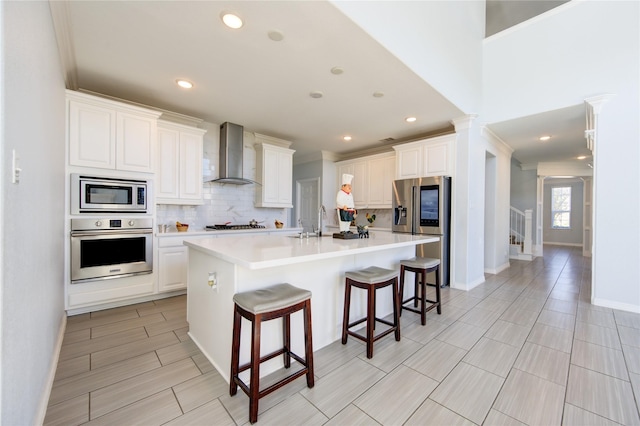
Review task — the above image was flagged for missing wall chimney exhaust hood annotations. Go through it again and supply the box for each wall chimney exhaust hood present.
[206,122,255,185]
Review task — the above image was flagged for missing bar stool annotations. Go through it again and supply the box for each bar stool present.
[230,283,314,424]
[399,257,441,326]
[341,266,401,358]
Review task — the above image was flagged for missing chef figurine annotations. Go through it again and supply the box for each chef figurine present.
[336,174,357,233]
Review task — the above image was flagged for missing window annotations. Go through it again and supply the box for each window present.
[551,186,571,229]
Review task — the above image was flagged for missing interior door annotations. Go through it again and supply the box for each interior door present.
[296,178,319,232]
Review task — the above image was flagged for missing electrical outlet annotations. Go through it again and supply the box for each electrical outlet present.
[208,272,218,292]
[12,150,21,184]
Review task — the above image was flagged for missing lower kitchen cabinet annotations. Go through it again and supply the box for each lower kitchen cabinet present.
[157,235,191,292]
[158,245,188,292]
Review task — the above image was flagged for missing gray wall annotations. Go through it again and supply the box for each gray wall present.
[543,179,584,245]
[1,1,67,423]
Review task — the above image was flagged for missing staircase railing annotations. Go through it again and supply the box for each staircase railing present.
[510,206,533,259]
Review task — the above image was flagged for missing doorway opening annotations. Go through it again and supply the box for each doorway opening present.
[295,178,320,233]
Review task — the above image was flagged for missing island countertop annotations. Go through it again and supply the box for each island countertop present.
[184,232,439,270]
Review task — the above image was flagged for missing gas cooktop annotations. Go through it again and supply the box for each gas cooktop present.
[205,224,267,231]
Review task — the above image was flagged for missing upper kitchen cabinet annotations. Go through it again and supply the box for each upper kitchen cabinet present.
[337,153,395,209]
[393,134,455,179]
[366,153,396,208]
[254,135,295,208]
[67,90,161,173]
[335,158,368,208]
[156,121,207,205]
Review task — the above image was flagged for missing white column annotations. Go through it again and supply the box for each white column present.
[451,114,486,290]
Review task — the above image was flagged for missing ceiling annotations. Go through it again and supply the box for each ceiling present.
[51,0,588,165]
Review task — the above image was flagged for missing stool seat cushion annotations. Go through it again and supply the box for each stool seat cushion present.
[234,283,311,314]
[345,266,397,284]
[400,257,440,269]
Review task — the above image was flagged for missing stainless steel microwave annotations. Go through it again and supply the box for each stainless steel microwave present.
[71,174,149,214]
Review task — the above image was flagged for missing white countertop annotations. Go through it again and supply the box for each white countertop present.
[184,232,438,270]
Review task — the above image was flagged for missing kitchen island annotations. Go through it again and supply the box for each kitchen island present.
[185,232,439,382]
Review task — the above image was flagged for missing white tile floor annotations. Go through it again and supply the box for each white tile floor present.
[44,245,640,425]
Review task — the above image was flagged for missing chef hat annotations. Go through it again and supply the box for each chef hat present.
[342,174,354,185]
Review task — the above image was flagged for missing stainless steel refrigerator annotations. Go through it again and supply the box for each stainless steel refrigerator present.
[392,176,451,287]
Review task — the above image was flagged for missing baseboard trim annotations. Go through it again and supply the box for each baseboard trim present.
[592,297,640,314]
[485,261,511,275]
[544,242,583,247]
[36,312,67,425]
[452,275,485,291]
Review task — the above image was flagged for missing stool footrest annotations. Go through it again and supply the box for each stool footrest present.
[346,325,397,343]
[346,316,398,343]
[234,366,309,401]
[401,297,439,307]
[237,348,290,374]
[401,303,440,315]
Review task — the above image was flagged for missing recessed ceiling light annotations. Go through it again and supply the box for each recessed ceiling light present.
[343,136,352,141]
[309,91,323,99]
[372,92,384,98]
[221,13,243,29]
[539,135,551,141]
[577,155,587,160]
[331,67,344,75]
[176,79,193,89]
[268,30,284,41]
[405,117,417,123]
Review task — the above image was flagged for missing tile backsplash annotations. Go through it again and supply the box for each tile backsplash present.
[156,183,290,232]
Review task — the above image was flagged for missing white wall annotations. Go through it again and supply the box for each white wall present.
[484,1,640,312]
[483,1,638,122]
[1,1,67,424]
[483,129,513,274]
[331,0,485,113]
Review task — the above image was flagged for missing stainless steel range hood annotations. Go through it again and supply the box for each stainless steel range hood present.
[206,122,255,185]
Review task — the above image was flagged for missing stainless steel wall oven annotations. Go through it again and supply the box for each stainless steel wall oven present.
[70,218,153,283]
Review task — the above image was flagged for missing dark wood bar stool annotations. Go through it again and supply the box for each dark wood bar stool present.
[230,283,314,424]
[341,266,400,358]
[399,257,441,325]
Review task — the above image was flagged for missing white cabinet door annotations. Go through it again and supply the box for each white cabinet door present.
[156,122,205,205]
[68,100,116,169]
[367,155,395,208]
[158,246,188,292]
[423,140,449,177]
[255,142,295,208]
[262,148,280,204]
[179,132,203,201]
[156,127,180,200]
[116,112,156,173]
[395,144,421,179]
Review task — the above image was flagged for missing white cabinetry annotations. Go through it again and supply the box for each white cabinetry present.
[336,152,395,208]
[336,160,368,208]
[156,121,206,205]
[254,136,295,208]
[158,237,189,292]
[67,90,161,173]
[393,134,455,179]
[367,154,395,208]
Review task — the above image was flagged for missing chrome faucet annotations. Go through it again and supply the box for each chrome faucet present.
[318,205,326,236]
